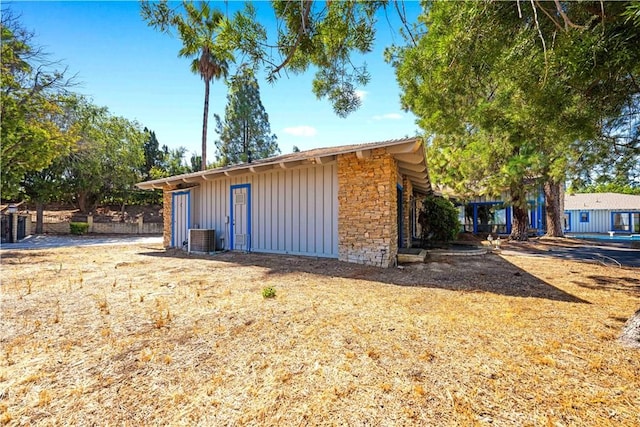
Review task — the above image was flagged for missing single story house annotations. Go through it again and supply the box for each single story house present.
[136,137,431,267]
[563,192,640,234]
[455,190,640,236]
[456,189,546,236]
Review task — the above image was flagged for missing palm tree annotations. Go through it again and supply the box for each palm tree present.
[172,2,232,171]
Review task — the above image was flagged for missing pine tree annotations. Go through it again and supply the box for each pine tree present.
[214,67,279,166]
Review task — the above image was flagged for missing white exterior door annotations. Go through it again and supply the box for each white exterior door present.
[231,184,251,251]
[172,191,190,249]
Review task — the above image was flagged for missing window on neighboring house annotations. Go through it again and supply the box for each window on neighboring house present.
[612,212,630,231]
[580,212,589,223]
[563,212,571,231]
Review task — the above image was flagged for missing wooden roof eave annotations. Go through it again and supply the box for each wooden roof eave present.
[136,137,424,190]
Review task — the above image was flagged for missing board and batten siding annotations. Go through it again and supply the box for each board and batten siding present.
[566,209,638,233]
[564,209,609,233]
[192,163,339,258]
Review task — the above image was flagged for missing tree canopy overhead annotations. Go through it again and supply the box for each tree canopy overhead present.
[389,1,640,239]
[1,10,78,199]
[140,0,387,118]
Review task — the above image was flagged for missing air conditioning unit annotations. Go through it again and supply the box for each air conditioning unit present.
[188,229,216,253]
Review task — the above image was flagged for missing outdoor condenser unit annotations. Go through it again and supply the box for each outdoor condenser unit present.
[188,229,216,253]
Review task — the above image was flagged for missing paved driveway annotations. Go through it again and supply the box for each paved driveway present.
[2,235,638,268]
[0,234,162,251]
[500,241,640,268]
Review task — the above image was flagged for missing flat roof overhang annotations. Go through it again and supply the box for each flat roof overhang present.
[136,137,431,194]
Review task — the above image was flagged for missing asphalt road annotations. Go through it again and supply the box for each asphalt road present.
[2,234,638,268]
[501,242,640,268]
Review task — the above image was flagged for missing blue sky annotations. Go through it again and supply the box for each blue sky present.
[8,1,422,159]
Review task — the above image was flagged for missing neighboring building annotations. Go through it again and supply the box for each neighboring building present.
[457,189,546,236]
[136,137,431,267]
[563,192,640,234]
[0,203,30,243]
[457,191,640,236]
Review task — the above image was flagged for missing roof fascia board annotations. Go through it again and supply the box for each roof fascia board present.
[224,169,248,177]
[314,155,336,164]
[385,139,422,154]
[278,160,307,169]
[166,185,199,193]
[137,137,423,189]
[181,177,201,183]
[249,164,273,173]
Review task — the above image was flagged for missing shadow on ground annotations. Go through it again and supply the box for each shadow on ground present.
[0,251,52,265]
[501,239,640,268]
[573,275,640,297]
[140,249,589,304]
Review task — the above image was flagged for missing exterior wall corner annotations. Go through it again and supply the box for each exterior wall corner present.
[162,186,177,248]
[337,149,398,268]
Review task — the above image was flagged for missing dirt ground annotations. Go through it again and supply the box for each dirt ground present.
[1,242,639,426]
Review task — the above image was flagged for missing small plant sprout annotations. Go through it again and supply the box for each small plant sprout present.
[38,389,51,406]
[53,301,62,324]
[97,295,109,315]
[152,299,172,328]
[153,309,172,329]
[262,286,276,299]
[26,279,32,295]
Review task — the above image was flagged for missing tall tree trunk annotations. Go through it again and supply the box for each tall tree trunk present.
[509,182,529,241]
[77,192,88,214]
[201,79,210,171]
[76,192,98,214]
[544,178,565,237]
[35,201,44,234]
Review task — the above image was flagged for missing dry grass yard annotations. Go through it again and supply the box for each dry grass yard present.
[1,242,639,426]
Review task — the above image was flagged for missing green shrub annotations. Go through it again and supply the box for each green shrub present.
[70,222,90,235]
[262,286,276,299]
[418,195,461,243]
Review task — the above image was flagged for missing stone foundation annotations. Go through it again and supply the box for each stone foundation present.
[162,187,176,248]
[337,149,398,267]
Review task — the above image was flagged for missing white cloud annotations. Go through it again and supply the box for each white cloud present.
[372,113,403,121]
[283,126,317,137]
[355,90,368,101]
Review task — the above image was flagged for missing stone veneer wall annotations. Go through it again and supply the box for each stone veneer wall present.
[162,186,176,248]
[337,149,398,267]
[402,177,413,248]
